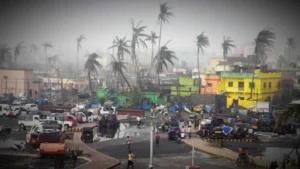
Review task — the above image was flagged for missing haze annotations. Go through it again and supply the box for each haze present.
[1,0,300,68]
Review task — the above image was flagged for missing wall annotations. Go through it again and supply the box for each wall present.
[203,75,220,94]
[0,69,39,98]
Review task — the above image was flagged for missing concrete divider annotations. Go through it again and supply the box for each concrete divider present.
[182,139,270,168]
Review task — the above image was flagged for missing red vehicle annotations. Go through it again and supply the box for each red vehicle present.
[65,115,78,127]
[29,131,61,149]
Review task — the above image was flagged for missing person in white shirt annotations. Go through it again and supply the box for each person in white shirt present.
[126,136,131,150]
[187,126,191,139]
[137,116,141,128]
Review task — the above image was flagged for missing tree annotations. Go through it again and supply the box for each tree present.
[146,31,159,75]
[109,36,130,61]
[14,42,26,68]
[30,44,38,64]
[286,37,297,62]
[0,45,12,68]
[42,42,53,72]
[222,37,236,72]
[130,18,147,67]
[110,56,132,92]
[85,53,102,95]
[250,28,276,98]
[76,35,85,76]
[157,2,174,51]
[154,43,177,85]
[196,32,209,93]
[181,60,188,69]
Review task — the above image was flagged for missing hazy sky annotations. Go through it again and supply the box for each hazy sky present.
[1,0,300,68]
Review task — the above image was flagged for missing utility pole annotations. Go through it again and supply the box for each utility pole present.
[192,139,195,166]
[15,79,17,95]
[149,122,153,169]
[4,76,8,94]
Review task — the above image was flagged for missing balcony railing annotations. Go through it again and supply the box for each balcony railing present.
[220,72,257,78]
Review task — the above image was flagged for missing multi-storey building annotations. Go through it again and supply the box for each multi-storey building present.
[217,69,281,109]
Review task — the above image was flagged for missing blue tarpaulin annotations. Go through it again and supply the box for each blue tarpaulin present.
[91,104,99,108]
[221,126,233,135]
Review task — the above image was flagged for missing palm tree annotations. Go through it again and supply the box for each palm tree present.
[157,2,174,51]
[154,43,177,85]
[76,35,85,76]
[30,44,38,64]
[130,18,147,67]
[286,37,297,62]
[196,32,209,93]
[222,37,236,72]
[84,53,102,95]
[42,42,53,72]
[250,27,276,98]
[109,36,130,61]
[110,56,132,92]
[0,45,12,68]
[14,42,26,68]
[146,31,159,75]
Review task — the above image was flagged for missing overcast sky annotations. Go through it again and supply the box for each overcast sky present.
[0,0,300,68]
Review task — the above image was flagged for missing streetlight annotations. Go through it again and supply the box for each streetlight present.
[149,122,153,169]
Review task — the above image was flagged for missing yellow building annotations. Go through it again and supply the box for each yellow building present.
[217,69,281,109]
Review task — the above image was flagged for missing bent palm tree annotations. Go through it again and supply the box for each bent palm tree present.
[222,37,236,72]
[146,31,159,75]
[42,42,53,72]
[0,45,12,68]
[109,36,130,61]
[157,2,174,51]
[286,37,297,62]
[76,35,85,76]
[154,44,177,85]
[130,18,148,66]
[250,27,276,98]
[196,32,209,93]
[110,56,132,92]
[85,53,102,95]
[30,44,38,64]
[14,42,26,68]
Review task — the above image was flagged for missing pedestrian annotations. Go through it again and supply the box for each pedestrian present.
[127,150,134,169]
[188,126,191,139]
[155,132,160,146]
[150,107,154,117]
[136,116,141,128]
[200,111,204,119]
[126,136,131,151]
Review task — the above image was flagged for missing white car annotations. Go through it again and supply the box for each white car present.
[22,104,38,111]
[18,115,41,130]
[46,113,77,129]
[26,123,61,143]
[0,104,16,117]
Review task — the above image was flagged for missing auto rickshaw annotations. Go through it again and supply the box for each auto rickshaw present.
[81,127,95,143]
[158,121,170,132]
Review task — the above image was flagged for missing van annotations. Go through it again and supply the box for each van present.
[18,115,41,130]
[0,104,14,117]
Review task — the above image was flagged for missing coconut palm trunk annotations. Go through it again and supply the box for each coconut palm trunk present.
[88,70,93,95]
[120,70,132,92]
[148,42,154,75]
[157,20,163,85]
[45,48,48,72]
[197,47,201,94]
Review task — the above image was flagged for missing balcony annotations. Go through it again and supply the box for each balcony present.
[238,87,244,91]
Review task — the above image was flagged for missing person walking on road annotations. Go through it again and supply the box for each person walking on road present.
[188,126,191,139]
[126,136,131,151]
[155,132,160,146]
[137,116,141,128]
[127,151,134,169]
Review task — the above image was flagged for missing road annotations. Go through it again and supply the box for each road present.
[87,119,244,169]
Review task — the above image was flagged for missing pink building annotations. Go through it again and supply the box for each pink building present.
[203,74,220,94]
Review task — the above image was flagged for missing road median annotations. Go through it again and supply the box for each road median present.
[182,138,270,169]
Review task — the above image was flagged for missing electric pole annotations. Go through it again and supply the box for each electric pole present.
[149,122,153,169]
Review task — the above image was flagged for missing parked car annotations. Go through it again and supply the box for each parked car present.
[22,104,38,111]
[29,131,61,149]
[26,124,61,143]
[0,104,15,117]
[18,115,41,130]
[46,113,77,129]
[72,112,87,123]
[100,101,116,115]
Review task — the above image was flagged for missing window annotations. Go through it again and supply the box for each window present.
[264,82,266,88]
[207,83,212,87]
[228,82,233,87]
[249,82,255,89]
[269,82,271,88]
